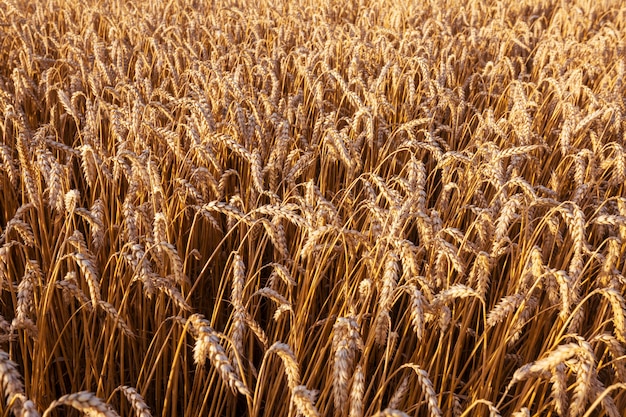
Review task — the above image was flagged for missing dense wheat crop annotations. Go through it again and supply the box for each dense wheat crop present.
[0,0,625,415]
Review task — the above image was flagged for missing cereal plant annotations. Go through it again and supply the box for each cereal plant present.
[0,0,625,416]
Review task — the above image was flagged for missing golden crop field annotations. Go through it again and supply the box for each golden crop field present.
[0,0,625,415]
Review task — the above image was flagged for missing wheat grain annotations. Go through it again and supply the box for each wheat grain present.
[262,219,290,260]
[79,144,98,188]
[243,313,268,349]
[4,218,35,247]
[0,144,18,187]
[90,199,105,249]
[152,277,191,311]
[379,252,399,311]
[56,272,93,310]
[432,285,481,311]
[153,212,168,247]
[374,309,391,347]
[551,269,572,321]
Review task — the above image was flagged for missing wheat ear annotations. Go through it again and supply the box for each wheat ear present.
[114,385,152,417]
[400,364,442,417]
[187,314,251,397]
[332,316,363,413]
[42,391,119,417]
[0,350,27,415]
[348,364,365,417]
[267,342,301,389]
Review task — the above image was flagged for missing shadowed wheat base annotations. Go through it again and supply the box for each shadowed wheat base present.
[0,0,625,416]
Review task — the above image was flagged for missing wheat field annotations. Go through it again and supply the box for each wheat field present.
[0,0,625,416]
